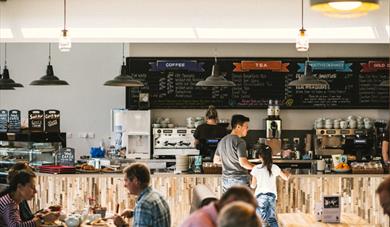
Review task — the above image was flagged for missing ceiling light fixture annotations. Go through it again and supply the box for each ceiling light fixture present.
[0,43,23,89]
[310,0,379,17]
[288,60,329,88]
[196,49,235,87]
[104,43,144,87]
[30,43,69,86]
[296,0,309,52]
[59,0,71,52]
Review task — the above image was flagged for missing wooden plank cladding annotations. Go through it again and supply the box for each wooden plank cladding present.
[31,173,388,227]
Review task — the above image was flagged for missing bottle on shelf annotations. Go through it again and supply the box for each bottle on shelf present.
[274,100,280,120]
[266,100,275,120]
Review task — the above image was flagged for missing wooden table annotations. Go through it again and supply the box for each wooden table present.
[277,213,381,227]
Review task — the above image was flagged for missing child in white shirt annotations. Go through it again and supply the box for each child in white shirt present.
[250,146,289,227]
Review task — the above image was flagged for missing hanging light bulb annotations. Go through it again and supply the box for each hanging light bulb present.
[328,1,362,10]
[310,0,379,18]
[296,0,309,52]
[59,0,71,52]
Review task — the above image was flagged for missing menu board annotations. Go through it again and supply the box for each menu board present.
[44,110,60,132]
[57,147,75,166]
[0,110,7,132]
[28,109,44,132]
[8,110,21,132]
[125,58,389,109]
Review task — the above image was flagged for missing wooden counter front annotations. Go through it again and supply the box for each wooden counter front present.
[32,173,388,227]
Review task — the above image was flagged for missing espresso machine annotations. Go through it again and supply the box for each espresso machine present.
[343,129,374,161]
[153,128,199,158]
[314,129,352,156]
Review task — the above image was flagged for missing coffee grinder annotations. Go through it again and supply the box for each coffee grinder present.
[264,100,282,155]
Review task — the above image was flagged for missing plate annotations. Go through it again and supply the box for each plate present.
[332,168,351,173]
[77,169,100,173]
[41,221,64,227]
[101,169,122,174]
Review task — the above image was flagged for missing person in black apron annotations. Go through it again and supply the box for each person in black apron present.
[193,105,228,161]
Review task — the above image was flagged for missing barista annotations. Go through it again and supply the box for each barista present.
[193,105,227,160]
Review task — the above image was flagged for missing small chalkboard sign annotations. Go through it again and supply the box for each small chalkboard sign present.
[45,109,60,132]
[8,110,21,132]
[28,109,44,132]
[57,147,75,166]
[0,110,8,132]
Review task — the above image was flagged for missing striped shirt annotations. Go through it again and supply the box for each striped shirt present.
[133,187,171,227]
[0,194,36,227]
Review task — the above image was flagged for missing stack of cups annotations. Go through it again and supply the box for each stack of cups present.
[325,119,333,129]
[186,117,195,128]
[364,118,372,129]
[333,119,340,129]
[176,155,189,172]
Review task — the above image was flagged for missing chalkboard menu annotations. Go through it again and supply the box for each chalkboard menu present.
[125,57,389,109]
[0,110,7,133]
[57,147,75,166]
[28,109,44,132]
[8,110,21,132]
[45,110,60,132]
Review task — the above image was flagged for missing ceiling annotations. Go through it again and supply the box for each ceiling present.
[0,0,389,43]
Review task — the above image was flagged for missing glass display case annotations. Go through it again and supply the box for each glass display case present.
[0,132,66,183]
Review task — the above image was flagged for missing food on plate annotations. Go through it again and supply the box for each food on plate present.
[48,205,62,212]
[80,164,96,171]
[335,163,350,170]
[90,218,108,226]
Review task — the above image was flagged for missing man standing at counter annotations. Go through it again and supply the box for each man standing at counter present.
[214,114,254,192]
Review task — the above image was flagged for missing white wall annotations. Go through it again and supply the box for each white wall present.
[0,43,388,157]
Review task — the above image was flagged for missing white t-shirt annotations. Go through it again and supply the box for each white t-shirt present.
[250,164,281,198]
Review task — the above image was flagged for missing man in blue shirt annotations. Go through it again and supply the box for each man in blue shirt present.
[114,163,171,227]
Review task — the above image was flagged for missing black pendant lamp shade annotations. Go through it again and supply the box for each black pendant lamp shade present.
[196,63,236,87]
[0,71,15,90]
[30,64,69,86]
[104,43,144,87]
[30,44,69,86]
[0,66,23,88]
[288,62,329,88]
[104,64,144,87]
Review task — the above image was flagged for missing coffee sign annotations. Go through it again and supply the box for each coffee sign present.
[45,110,60,132]
[0,110,8,132]
[8,110,21,132]
[28,109,44,132]
[57,147,75,166]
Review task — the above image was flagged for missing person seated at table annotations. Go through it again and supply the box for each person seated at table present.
[0,170,59,227]
[217,201,261,227]
[0,162,35,221]
[376,176,390,216]
[114,163,170,227]
[180,185,257,227]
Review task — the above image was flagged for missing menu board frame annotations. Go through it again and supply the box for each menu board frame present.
[125,57,389,109]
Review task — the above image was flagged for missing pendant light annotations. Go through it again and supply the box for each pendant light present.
[310,0,379,17]
[0,43,23,88]
[196,50,235,87]
[59,0,71,52]
[288,60,329,88]
[296,0,309,52]
[104,43,144,87]
[30,43,69,86]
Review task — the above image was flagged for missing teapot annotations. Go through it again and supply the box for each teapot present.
[65,214,81,227]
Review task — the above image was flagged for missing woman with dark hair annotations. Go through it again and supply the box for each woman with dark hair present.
[2,162,35,221]
[193,105,227,160]
[382,121,389,162]
[0,170,58,226]
[250,146,289,227]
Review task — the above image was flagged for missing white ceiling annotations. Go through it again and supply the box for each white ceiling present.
[0,0,389,43]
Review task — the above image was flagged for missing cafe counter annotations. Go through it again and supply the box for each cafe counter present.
[31,172,389,227]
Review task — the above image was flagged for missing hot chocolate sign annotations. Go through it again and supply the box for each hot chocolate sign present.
[28,110,44,132]
[44,110,60,132]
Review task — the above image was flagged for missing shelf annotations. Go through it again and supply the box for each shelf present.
[0,132,66,147]
[0,148,47,155]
